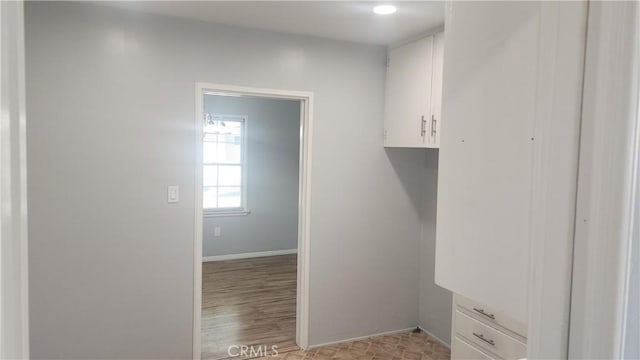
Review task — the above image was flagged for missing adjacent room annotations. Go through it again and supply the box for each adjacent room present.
[199,93,302,359]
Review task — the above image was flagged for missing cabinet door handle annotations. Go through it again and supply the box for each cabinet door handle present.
[421,115,426,137]
[473,332,496,347]
[431,115,437,137]
[473,307,496,320]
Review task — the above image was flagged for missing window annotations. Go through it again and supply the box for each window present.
[203,114,246,214]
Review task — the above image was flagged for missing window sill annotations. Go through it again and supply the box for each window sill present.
[204,210,251,218]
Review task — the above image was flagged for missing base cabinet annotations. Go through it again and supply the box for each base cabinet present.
[451,295,527,359]
[453,337,495,360]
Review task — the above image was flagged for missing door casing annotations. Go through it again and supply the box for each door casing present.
[193,83,314,359]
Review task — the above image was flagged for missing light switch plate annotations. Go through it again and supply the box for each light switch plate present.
[168,185,179,203]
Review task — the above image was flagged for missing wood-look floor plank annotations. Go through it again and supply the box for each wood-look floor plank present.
[201,254,298,360]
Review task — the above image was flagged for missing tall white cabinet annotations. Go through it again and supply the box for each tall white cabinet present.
[434,2,587,358]
[383,32,443,148]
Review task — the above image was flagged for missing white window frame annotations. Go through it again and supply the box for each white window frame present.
[202,114,249,217]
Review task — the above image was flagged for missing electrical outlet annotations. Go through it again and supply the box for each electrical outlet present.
[214,227,221,237]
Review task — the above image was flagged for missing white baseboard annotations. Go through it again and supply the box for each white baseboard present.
[202,248,297,262]
[418,326,451,349]
[308,327,417,349]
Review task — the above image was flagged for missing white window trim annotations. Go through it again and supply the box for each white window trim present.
[202,114,249,216]
[203,209,251,218]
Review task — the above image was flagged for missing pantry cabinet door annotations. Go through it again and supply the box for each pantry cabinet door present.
[435,1,585,327]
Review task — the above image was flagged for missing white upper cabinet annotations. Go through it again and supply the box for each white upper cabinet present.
[435,0,586,328]
[383,33,443,148]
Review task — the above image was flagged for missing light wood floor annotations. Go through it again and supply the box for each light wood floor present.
[201,254,298,359]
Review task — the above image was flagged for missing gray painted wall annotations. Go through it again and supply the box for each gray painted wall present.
[418,151,453,345]
[25,2,427,358]
[202,95,300,257]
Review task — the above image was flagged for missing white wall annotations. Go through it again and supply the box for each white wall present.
[25,2,425,358]
[202,96,300,257]
[418,151,452,345]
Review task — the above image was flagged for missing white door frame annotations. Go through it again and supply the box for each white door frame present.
[568,2,640,358]
[193,83,313,359]
[1,0,30,358]
[525,2,590,358]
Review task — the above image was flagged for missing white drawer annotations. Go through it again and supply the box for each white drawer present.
[455,310,526,360]
[453,336,497,360]
[456,295,527,337]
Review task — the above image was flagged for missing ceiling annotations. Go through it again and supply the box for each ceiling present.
[104,1,445,46]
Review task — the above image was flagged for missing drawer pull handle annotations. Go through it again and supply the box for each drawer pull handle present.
[473,307,496,320]
[473,332,495,347]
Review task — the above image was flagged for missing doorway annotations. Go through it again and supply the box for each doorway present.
[193,84,313,360]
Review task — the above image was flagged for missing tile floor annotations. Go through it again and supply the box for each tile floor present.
[254,331,450,360]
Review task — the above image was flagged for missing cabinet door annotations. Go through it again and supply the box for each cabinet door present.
[383,36,434,148]
[428,32,444,147]
[435,1,586,326]
[436,0,539,325]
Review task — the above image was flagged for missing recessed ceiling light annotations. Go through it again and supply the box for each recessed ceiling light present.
[373,5,397,15]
